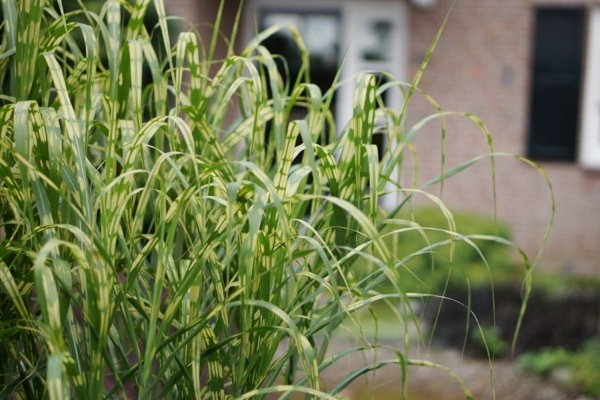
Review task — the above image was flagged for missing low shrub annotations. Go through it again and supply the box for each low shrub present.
[377,207,516,294]
[517,339,600,397]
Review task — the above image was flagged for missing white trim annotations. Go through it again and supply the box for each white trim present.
[580,7,600,168]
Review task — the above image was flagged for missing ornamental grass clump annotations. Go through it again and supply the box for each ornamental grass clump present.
[0,1,553,399]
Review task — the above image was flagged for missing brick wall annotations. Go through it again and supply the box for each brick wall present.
[410,0,600,274]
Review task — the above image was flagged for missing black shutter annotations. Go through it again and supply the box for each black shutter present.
[527,7,585,161]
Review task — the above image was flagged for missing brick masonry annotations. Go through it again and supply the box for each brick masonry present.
[409,0,600,274]
[165,0,600,275]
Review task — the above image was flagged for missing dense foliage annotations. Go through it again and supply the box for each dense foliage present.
[0,1,552,399]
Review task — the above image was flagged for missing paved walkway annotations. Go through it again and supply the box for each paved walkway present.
[320,343,588,400]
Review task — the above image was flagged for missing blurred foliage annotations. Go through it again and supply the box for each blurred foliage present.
[517,339,600,397]
[371,207,517,294]
[530,269,600,295]
[470,325,508,357]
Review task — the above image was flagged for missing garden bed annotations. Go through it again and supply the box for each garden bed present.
[423,281,600,356]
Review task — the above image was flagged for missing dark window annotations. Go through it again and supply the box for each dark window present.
[372,73,390,160]
[527,7,586,161]
[259,9,341,162]
[260,9,340,98]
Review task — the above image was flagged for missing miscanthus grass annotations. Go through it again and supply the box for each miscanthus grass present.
[0,1,553,399]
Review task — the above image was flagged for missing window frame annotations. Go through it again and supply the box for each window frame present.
[580,7,600,169]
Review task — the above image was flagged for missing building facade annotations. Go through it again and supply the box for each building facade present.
[166,0,600,274]
[408,0,600,275]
